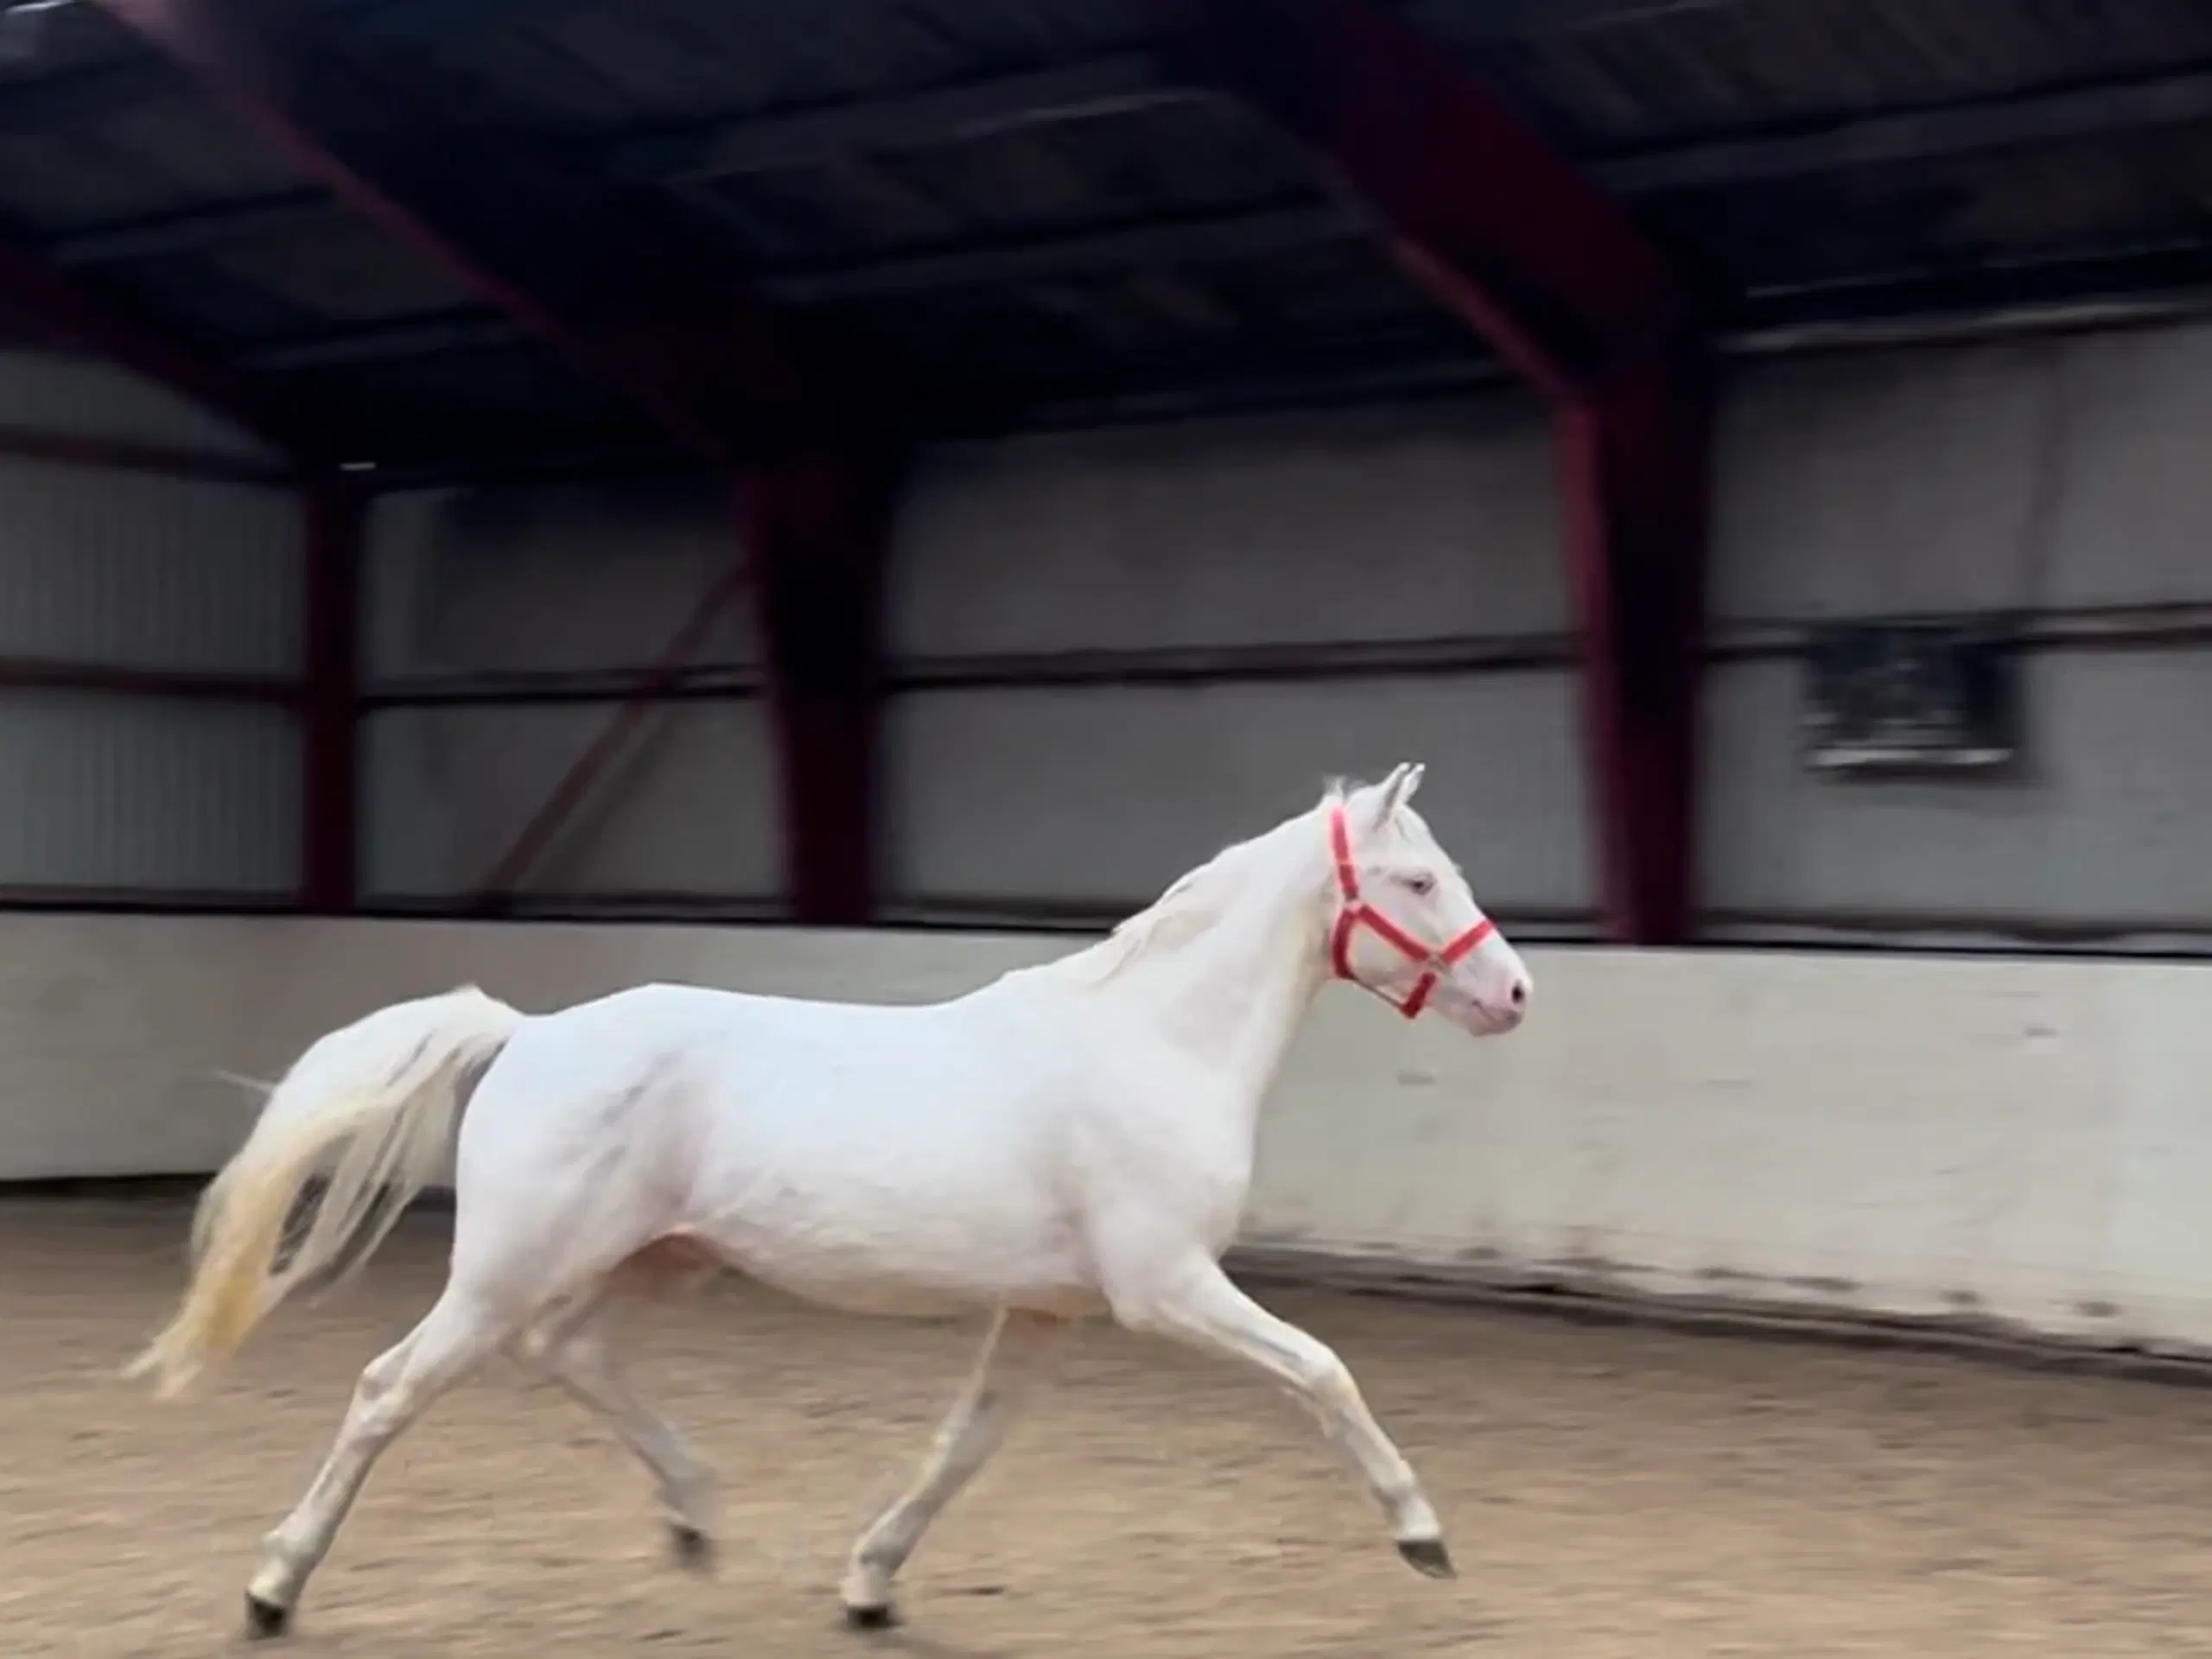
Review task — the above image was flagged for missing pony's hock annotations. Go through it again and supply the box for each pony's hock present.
[130,765,1530,1630]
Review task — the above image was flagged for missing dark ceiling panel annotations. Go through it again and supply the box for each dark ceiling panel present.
[0,0,2206,466]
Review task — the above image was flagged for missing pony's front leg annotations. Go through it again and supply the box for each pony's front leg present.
[1109,1260,1451,1578]
[839,1306,1065,1628]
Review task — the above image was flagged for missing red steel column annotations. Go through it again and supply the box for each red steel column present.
[745,454,901,925]
[1155,0,1710,943]
[301,476,364,912]
[1559,341,1712,944]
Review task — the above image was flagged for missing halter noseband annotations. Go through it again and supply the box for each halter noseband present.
[1326,804,1496,1020]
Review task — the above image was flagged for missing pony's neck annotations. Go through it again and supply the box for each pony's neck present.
[1093,804,1335,1097]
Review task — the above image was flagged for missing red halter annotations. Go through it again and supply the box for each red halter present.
[1326,804,1497,1020]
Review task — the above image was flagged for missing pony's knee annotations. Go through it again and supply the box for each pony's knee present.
[1297,1347,1359,1412]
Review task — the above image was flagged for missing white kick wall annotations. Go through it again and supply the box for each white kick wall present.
[10,910,2212,1359]
[0,352,302,901]
[359,316,2212,946]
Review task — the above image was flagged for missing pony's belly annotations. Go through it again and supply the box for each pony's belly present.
[717,1252,1103,1320]
[743,1266,980,1319]
[683,1134,1094,1311]
[690,1210,1100,1321]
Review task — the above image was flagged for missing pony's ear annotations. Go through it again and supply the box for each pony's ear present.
[1357,761,1423,830]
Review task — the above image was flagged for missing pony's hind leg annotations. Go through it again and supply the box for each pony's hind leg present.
[522,1287,719,1569]
[839,1307,1065,1628]
[245,1282,518,1637]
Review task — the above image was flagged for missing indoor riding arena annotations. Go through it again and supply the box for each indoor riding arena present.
[1,0,2210,1655]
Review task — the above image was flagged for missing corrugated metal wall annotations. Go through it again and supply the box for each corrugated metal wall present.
[353,317,2212,947]
[0,355,276,459]
[360,475,778,910]
[1706,327,2212,945]
[0,462,300,671]
[884,400,1587,928]
[0,352,303,900]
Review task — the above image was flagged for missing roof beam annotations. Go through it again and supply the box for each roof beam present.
[0,231,311,457]
[1732,239,2212,337]
[607,50,1185,182]
[1,0,1641,139]
[48,190,326,266]
[221,137,2212,379]
[766,201,1359,305]
[1398,0,1723,34]
[1597,67,2212,194]
[53,47,2212,276]
[44,54,1205,271]
[0,0,566,135]
[239,309,522,372]
[82,0,842,463]
[1151,0,1685,395]
[0,54,176,132]
[219,202,1364,372]
[344,0,590,47]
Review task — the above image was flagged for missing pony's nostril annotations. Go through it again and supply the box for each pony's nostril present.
[1508,981,1528,1009]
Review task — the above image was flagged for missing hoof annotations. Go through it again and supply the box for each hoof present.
[1397,1536,1457,1580]
[842,1601,899,1631]
[669,1523,715,1572]
[244,1593,292,1639]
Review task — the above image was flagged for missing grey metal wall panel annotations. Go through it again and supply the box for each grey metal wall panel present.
[0,463,302,672]
[361,701,779,902]
[1715,322,2212,622]
[361,476,771,910]
[365,476,750,681]
[891,397,1564,658]
[0,351,278,460]
[1703,321,2212,939]
[2041,323,2212,608]
[0,694,299,893]
[882,399,1579,928]
[1712,342,2053,624]
[352,318,2212,940]
[1701,652,2212,931]
[885,673,1592,919]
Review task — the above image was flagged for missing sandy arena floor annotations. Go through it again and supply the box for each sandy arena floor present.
[6,1198,2212,1657]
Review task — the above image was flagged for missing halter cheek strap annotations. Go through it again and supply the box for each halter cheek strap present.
[1326,804,1496,1020]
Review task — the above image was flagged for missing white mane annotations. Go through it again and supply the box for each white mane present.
[1032,782,1355,991]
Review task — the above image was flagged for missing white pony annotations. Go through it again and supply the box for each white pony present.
[130,762,1530,1636]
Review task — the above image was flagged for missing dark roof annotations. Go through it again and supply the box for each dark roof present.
[3,0,2211,476]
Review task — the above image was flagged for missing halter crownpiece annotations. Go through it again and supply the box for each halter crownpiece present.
[1325,804,1496,1020]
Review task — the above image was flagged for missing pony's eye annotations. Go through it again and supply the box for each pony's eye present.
[1402,872,1436,897]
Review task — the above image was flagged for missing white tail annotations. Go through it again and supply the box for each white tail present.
[126,984,525,1399]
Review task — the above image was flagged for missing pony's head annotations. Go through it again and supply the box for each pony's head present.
[1324,763,1530,1037]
